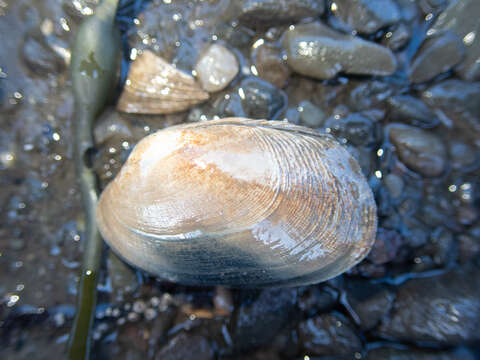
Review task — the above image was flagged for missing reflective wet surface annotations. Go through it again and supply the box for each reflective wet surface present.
[1,0,479,359]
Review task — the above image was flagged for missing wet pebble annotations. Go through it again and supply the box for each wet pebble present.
[331,0,401,34]
[21,30,65,76]
[223,76,287,119]
[384,173,405,199]
[448,139,478,171]
[253,43,291,88]
[232,0,325,28]
[155,332,214,360]
[297,285,338,317]
[344,280,395,330]
[388,124,447,177]
[408,31,464,83]
[429,0,480,81]
[368,228,404,265]
[232,288,297,351]
[382,23,412,51]
[194,44,239,93]
[368,346,476,360]
[283,22,397,79]
[298,100,325,128]
[325,112,378,147]
[298,312,362,357]
[377,266,480,344]
[386,95,439,129]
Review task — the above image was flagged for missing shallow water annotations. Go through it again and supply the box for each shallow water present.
[1,0,479,359]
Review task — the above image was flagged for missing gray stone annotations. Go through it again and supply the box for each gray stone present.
[377,266,480,344]
[232,0,325,28]
[387,95,439,128]
[331,0,401,34]
[388,124,447,177]
[298,313,362,357]
[429,0,480,81]
[409,32,464,83]
[283,22,397,80]
[298,100,326,128]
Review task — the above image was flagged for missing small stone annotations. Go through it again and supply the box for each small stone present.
[429,0,480,81]
[388,124,447,177]
[229,76,287,119]
[368,346,476,360]
[21,31,65,76]
[331,0,401,34]
[382,23,412,51]
[233,288,297,351]
[155,333,214,360]
[283,22,397,80]
[408,32,464,83]
[195,44,239,93]
[368,228,403,265]
[344,280,395,330]
[232,0,325,29]
[377,266,480,344]
[387,95,439,128]
[298,313,362,357]
[253,43,291,88]
[448,139,478,170]
[325,113,377,147]
[298,100,325,128]
[384,173,404,199]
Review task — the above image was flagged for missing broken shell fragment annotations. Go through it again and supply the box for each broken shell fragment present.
[117,50,209,114]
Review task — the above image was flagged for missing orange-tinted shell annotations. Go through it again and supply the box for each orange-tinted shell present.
[97,118,377,287]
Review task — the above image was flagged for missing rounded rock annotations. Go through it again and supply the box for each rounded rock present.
[194,44,239,93]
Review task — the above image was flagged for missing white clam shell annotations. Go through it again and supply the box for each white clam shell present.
[97,118,377,287]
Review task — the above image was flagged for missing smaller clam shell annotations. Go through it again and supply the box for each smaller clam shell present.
[117,50,209,114]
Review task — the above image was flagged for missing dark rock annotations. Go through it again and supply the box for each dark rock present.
[21,30,65,76]
[368,228,403,265]
[422,80,480,146]
[331,0,401,34]
[344,280,395,330]
[382,23,412,51]
[298,100,326,128]
[282,22,397,80]
[155,332,214,360]
[419,0,448,14]
[325,113,377,147]
[388,124,447,177]
[422,80,480,116]
[368,346,477,360]
[213,23,255,49]
[253,43,291,88]
[224,76,287,119]
[348,80,393,111]
[377,266,480,344]
[297,285,338,317]
[408,32,464,83]
[386,95,439,128]
[457,227,480,264]
[384,173,404,199]
[232,288,297,351]
[298,313,362,357]
[418,227,456,267]
[232,0,325,29]
[448,139,479,171]
[429,0,480,81]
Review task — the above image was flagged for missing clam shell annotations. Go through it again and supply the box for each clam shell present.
[97,118,377,287]
[117,50,209,114]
